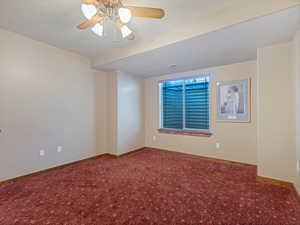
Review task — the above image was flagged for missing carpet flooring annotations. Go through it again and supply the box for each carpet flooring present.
[0,148,300,225]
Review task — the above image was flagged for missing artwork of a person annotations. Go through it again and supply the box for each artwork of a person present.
[218,79,249,121]
[224,86,240,114]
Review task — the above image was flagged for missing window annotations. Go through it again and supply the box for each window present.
[159,75,211,134]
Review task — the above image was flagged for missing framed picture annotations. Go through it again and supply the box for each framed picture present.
[216,78,251,122]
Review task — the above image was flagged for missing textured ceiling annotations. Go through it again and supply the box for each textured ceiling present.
[0,0,299,75]
[0,0,238,57]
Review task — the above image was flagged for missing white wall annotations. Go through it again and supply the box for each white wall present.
[117,71,144,155]
[257,42,296,183]
[144,61,257,165]
[0,28,109,181]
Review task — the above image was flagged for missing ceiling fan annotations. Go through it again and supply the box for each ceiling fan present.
[77,0,165,40]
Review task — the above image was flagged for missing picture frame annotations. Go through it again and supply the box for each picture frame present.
[216,78,251,123]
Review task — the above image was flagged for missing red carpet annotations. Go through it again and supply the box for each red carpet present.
[0,148,300,225]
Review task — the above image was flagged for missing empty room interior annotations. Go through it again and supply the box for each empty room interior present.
[2,0,300,224]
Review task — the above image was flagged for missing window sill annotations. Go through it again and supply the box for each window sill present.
[158,129,212,137]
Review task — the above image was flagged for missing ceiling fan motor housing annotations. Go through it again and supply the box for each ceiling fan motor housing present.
[99,1,119,21]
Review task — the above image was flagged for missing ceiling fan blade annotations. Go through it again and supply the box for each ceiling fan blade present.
[82,0,97,4]
[77,15,103,30]
[125,6,165,19]
[98,0,109,5]
[82,0,108,6]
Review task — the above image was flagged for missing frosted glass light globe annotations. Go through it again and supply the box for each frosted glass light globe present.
[81,4,97,19]
[92,23,104,36]
[121,25,132,38]
[118,8,132,24]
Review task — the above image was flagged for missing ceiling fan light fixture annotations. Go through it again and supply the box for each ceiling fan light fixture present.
[118,8,132,24]
[92,23,104,36]
[121,25,132,38]
[81,3,97,19]
[77,1,165,41]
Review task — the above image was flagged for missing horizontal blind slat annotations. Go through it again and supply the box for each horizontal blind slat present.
[185,81,209,130]
[161,78,210,131]
[162,84,183,129]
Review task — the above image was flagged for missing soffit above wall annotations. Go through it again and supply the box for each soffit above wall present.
[97,6,300,77]
[92,0,300,68]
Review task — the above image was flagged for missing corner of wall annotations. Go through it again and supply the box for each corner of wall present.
[257,41,296,183]
[293,28,300,188]
[116,71,145,155]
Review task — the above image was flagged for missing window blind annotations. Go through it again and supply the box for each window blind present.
[161,80,183,129]
[160,75,210,131]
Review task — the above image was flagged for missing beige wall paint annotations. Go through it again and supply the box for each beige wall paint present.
[293,30,300,192]
[104,71,145,156]
[0,24,298,188]
[106,72,118,155]
[257,42,296,183]
[0,28,108,181]
[94,70,110,155]
[117,71,144,155]
[144,61,257,165]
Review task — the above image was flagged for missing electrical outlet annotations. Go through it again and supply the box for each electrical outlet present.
[153,136,156,141]
[40,149,45,156]
[57,146,63,153]
[297,161,300,174]
[216,143,221,149]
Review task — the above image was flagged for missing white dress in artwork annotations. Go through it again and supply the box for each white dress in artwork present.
[225,89,239,114]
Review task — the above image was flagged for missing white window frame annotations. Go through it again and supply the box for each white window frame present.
[159,73,212,132]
